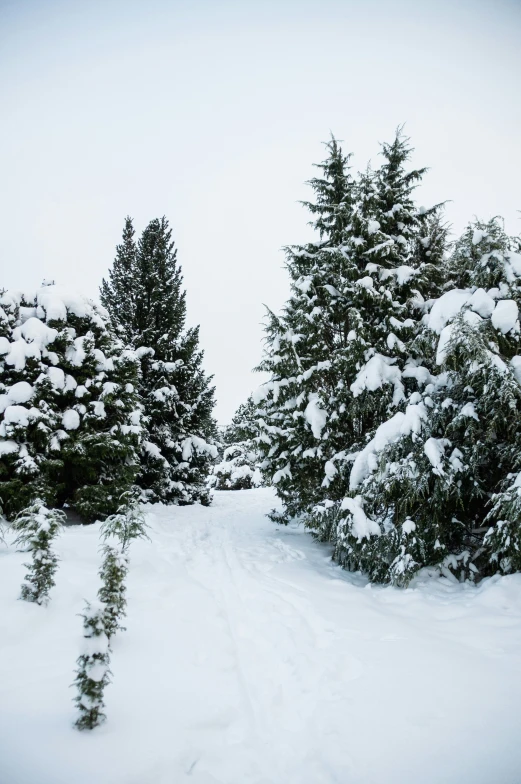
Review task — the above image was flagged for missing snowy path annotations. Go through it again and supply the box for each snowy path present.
[1,488,521,784]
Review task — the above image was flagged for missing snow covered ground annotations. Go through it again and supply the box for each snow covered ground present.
[1,488,521,784]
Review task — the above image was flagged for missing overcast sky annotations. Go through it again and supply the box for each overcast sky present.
[1,0,520,423]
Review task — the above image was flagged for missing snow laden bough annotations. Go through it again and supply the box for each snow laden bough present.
[334,220,521,585]
[0,284,142,522]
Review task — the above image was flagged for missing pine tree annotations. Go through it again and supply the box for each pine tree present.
[73,601,111,730]
[256,131,445,542]
[0,284,142,522]
[99,491,149,549]
[97,494,148,643]
[256,137,359,523]
[101,217,217,505]
[211,396,263,490]
[11,501,64,604]
[97,545,128,640]
[100,216,137,344]
[336,217,521,584]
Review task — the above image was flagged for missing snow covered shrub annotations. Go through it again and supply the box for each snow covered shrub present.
[97,493,148,643]
[336,218,521,584]
[73,601,111,730]
[11,501,64,605]
[0,284,142,522]
[100,491,149,549]
[97,545,129,640]
[101,216,217,506]
[211,397,263,490]
[211,443,263,490]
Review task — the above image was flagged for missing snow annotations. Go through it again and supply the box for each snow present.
[470,288,495,318]
[0,439,19,456]
[460,402,479,420]
[367,219,380,235]
[272,463,292,484]
[426,289,471,333]
[436,324,454,365]
[424,437,449,475]
[340,495,380,541]
[380,265,417,286]
[36,285,99,323]
[48,366,66,389]
[62,409,81,431]
[143,441,164,460]
[304,393,327,439]
[350,403,427,489]
[1,488,520,784]
[0,381,34,414]
[491,299,519,335]
[472,229,486,245]
[351,354,404,406]
[14,316,59,347]
[506,250,521,278]
[511,356,521,385]
[3,405,30,427]
[402,518,416,534]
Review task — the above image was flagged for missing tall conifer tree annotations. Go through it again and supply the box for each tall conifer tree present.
[101,217,217,505]
[336,218,521,584]
[256,131,446,541]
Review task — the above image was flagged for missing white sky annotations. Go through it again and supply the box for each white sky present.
[1,0,520,423]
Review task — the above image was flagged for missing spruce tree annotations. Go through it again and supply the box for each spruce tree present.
[100,492,149,549]
[0,284,142,522]
[256,131,445,543]
[97,545,129,640]
[256,137,360,523]
[73,601,111,730]
[100,216,137,344]
[336,217,521,584]
[101,217,217,505]
[11,501,64,604]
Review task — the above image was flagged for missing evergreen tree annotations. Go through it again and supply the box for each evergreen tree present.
[73,601,111,730]
[100,216,137,344]
[256,131,445,542]
[11,501,64,604]
[211,396,263,490]
[0,284,142,522]
[336,218,521,584]
[97,494,148,642]
[101,217,217,505]
[100,491,149,549]
[97,545,128,640]
[256,137,359,522]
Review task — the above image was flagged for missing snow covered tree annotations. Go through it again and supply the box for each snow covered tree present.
[73,601,111,730]
[0,284,142,522]
[100,216,137,344]
[100,491,149,549]
[97,545,129,640]
[335,218,521,584]
[210,396,263,490]
[97,493,148,643]
[255,137,359,523]
[256,131,446,539]
[101,217,217,505]
[11,501,64,604]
